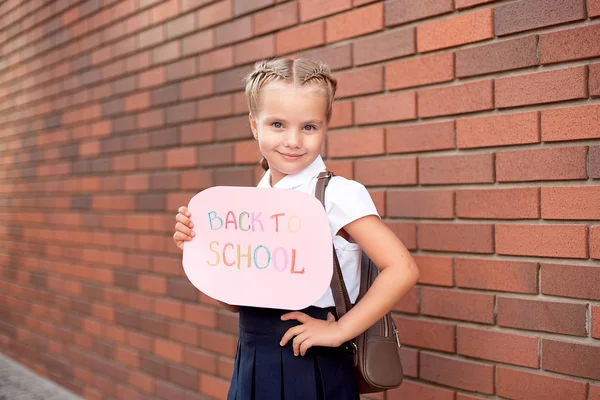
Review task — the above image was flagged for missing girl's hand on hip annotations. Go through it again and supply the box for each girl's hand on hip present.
[279,311,345,356]
[173,206,195,250]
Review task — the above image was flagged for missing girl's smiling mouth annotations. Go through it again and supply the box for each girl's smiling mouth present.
[278,152,306,160]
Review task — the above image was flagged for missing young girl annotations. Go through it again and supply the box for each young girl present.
[173,58,419,400]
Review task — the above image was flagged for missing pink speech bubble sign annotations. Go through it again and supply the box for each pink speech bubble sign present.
[182,186,333,310]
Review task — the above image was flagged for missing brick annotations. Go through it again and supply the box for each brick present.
[418,80,493,118]
[200,330,238,356]
[302,44,352,71]
[591,0,600,16]
[335,67,383,98]
[385,0,453,26]
[234,35,274,65]
[455,258,538,294]
[497,366,588,400]
[419,153,494,185]
[456,395,487,400]
[197,0,232,29]
[458,326,539,368]
[152,41,180,64]
[233,0,273,15]
[386,190,453,219]
[457,111,539,149]
[152,0,180,24]
[457,35,538,78]
[592,146,600,179]
[198,143,233,166]
[137,109,165,130]
[419,222,494,254]
[386,52,454,90]
[215,116,252,141]
[542,186,600,220]
[326,3,384,43]
[387,381,454,400]
[418,9,493,52]
[542,339,600,380]
[496,146,587,182]
[397,347,418,379]
[394,316,455,352]
[326,128,384,158]
[593,306,600,339]
[233,140,261,164]
[541,263,600,301]
[181,76,214,100]
[152,84,179,107]
[498,297,587,336]
[542,104,600,142]
[353,28,415,66]
[216,16,252,46]
[200,375,229,399]
[253,2,298,35]
[421,287,495,324]
[183,304,217,328]
[420,352,494,394]
[456,187,540,219]
[124,92,150,112]
[412,255,454,286]
[495,0,586,36]
[386,121,454,154]
[198,47,234,74]
[166,147,197,169]
[326,161,353,179]
[153,338,184,362]
[182,30,215,56]
[198,94,233,119]
[139,274,167,294]
[276,21,324,55]
[497,223,588,259]
[386,222,417,250]
[497,66,588,108]
[593,225,600,259]
[455,0,498,9]
[354,158,417,186]
[166,13,195,39]
[394,286,419,314]
[354,92,416,124]
[541,24,600,64]
[591,63,600,97]
[299,0,351,22]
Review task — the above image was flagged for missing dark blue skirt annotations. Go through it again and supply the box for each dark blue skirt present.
[227,306,360,400]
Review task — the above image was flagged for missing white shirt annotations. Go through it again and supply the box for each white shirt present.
[256,155,379,308]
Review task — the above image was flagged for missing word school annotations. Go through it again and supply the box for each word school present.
[206,210,305,273]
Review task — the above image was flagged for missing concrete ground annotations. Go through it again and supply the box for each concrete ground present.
[0,352,82,400]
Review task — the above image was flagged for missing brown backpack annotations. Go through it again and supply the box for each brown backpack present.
[316,171,404,394]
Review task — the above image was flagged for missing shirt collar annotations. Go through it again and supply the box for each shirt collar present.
[257,155,326,189]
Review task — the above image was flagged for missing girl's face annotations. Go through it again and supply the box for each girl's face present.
[249,81,328,185]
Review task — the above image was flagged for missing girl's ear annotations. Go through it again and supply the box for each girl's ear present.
[249,113,258,140]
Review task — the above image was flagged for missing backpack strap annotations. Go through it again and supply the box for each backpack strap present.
[315,171,353,320]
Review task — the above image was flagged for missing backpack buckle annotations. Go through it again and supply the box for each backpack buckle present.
[317,171,332,179]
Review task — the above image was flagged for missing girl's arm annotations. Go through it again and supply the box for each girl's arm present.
[335,215,419,342]
[280,214,419,355]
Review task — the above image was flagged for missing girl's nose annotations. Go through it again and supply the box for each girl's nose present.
[283,129,301,147]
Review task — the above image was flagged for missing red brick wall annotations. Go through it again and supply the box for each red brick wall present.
[1,0,600,399]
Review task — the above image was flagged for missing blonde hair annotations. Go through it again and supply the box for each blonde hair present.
[244,58,337,171]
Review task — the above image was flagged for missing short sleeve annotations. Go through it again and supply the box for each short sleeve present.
[324,176,379,237]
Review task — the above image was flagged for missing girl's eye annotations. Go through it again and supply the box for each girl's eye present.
[304,125,316,131]
[272,122,283,129]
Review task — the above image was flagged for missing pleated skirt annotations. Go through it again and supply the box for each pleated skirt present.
[227,306,360,400]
